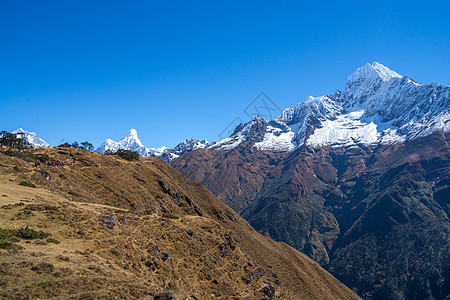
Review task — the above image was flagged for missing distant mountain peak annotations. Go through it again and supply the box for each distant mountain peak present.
[96,129,212,162]
[347,62,402,85]
[125,128,138,137]
[11,128,50,148]
[213,62,449,151]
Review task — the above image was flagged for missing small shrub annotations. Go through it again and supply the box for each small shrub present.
[0,241,12,249]
[14,152,36,162]
[0,228,18,241]
[1,195,7,197]
[59,174,66,179]
[68,191,80,197]
[4,148,15,156]
[19,181,36,188]
[35,154,51,164]
[34,240,47,245]
[13,165,20,171]
[162,213,179,219]
[46,238,60,244]
[16,226,50,240]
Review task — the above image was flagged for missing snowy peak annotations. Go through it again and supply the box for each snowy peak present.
[124,128,138,138]
[213,62,449,151]
[96,129,212,162]
[11,128,50,148]
[120,128,145,149]
[347,62,402,85]
[173,139,212,153]
[213,116,297,151]
[96,129,147,156]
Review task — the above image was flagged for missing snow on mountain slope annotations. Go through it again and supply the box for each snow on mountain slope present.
[96,129,212,162]
[12,128,50,148]
[213,62,449,151]
[212,116,296,151]
[96,129,148,156]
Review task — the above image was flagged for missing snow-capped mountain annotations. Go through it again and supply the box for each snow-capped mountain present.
[12,128,50,148]
[212,62,449,150]
[96,129,148,156]
[96,129,212,162]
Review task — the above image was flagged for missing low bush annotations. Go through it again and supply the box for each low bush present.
[16,226,50,240]
[19,181,36,188]
[46,238,60,244]
[0,241,12,249]
[162,213,179,219]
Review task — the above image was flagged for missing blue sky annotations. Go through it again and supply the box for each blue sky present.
[1,1,449,148]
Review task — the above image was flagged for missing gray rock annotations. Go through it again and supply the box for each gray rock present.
[246,267,265,284]
[261,285,275,299]
[97,215,115,229]
[161,252,169,261]
[40,170,51,180]
[154,290,174,300]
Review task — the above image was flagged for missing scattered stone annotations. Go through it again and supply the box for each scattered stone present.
[119,217,128,225]
[31,262,54,274]
[145,261,160,271]
[154,290,174,300]
[56,255,70,262]
[40,170,51,180]
[213,279,219,285]
[95,172,103,178]
[213,209,225,221]
[158,180,173,195]
[225,234,236,251]
[261,285,275,299]
[97,215,115,229]
[150,246,160,259]
[161,252,169,261]
[187,230,194,237]
[246,267,266,284]
[218,243,229,257]
[16,210,34,218]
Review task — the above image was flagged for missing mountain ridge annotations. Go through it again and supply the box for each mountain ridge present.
[171,63,450,299]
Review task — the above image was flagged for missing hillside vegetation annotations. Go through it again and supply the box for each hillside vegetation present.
[0,147,359,299]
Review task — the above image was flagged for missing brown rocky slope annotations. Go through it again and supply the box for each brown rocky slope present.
[0,147,359,299]
[171,131,450,299]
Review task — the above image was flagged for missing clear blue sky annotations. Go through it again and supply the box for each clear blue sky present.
[1,1,449,148]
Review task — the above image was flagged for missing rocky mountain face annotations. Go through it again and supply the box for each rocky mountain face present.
[171,63,450,299]
[0,147,359,299]
[96,129,212,163]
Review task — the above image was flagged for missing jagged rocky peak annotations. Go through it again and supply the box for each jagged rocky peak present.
[173,138,212,153]
[232,116,268,140]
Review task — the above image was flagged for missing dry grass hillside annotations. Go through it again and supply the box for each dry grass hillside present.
[0,147,360,299]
